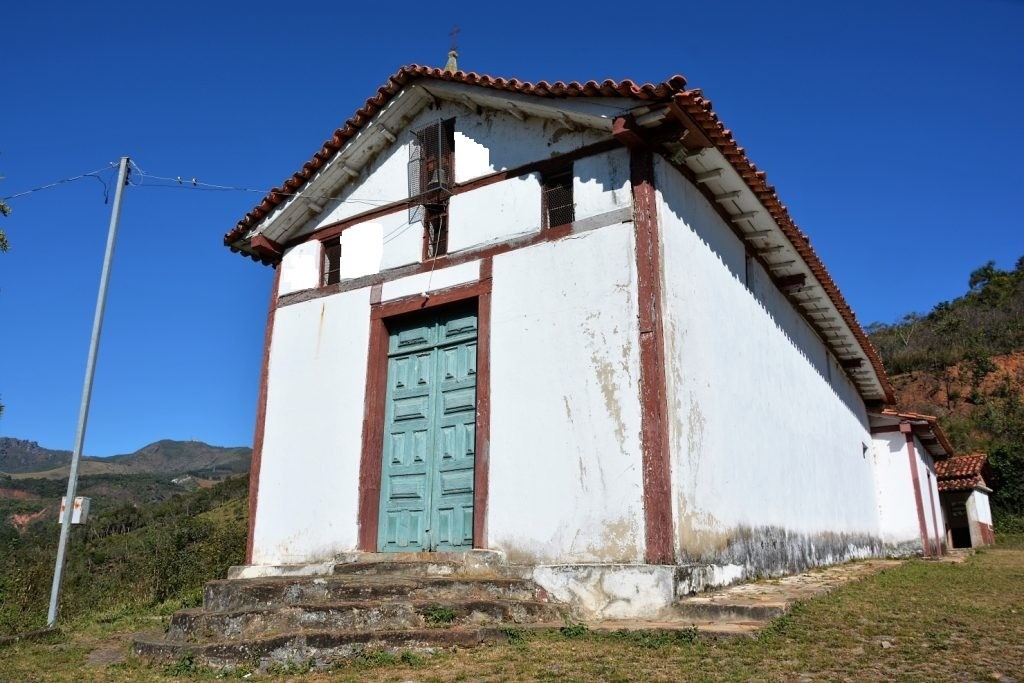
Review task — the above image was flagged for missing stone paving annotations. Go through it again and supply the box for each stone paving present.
[670,559,906,636]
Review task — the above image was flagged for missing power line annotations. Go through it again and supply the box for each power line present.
[127,162,405,209]
[1,164,119,202]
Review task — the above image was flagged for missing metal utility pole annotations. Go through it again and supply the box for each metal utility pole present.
[46,156,130,628]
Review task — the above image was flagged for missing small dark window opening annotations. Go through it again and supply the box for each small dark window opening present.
[322,236,341,286]
[423,204,449,259]
[542,167,575,229]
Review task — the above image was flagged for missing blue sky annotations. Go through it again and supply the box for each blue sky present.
[1,1,1022,455]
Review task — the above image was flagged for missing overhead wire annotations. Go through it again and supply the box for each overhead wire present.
[3,160,435,248]
[127,162,406,210]
[1,163,120,202]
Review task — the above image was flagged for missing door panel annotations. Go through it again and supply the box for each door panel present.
[378,305,477,552]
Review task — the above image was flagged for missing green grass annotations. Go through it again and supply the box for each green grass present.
[2,547,1023,682]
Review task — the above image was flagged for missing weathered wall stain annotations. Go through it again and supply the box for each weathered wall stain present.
[686,397,705,476]
[591,351,628,458]
[674,520,887,592]
[315,303,326,358]
[580,516,641,563]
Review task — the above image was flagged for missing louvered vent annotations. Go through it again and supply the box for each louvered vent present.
[408,118,455,223]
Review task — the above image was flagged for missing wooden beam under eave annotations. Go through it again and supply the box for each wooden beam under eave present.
[612,116,648,150]
[776,273,807,290]
[665,100,714,150]
[250,235,283,262]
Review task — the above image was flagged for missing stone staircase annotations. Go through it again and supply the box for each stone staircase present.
[132,552,568,671]
[134,555,903,671]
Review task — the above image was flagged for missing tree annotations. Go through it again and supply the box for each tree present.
[0,197,8,252]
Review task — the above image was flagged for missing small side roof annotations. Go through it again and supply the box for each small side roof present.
[935,453,992,492]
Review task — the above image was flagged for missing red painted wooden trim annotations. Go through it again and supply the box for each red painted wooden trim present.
[904,430,932,557]
[612,116,647,149]
[285,139,622,249]
[245,267,281,563]
[926,470,942,556]
[357,270,493,552]
[870,424,902,434]
[279,206,631,309]
[356,315,390,552]
[632,148,675,564]
[372,280,492,320]
[473,257,493,548]
[250,234,283,261]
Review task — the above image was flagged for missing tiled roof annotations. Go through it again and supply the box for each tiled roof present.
[936,453,989,491]
[224,67,688,244]
[226,66,894,403]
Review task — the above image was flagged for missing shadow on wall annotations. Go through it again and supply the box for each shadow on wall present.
[455,107,625,192]
[659,180,868,423]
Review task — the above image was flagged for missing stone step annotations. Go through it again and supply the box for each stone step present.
[134,626,514,670]
[330,560,484,578]
[226,550,511,581]
[203,575,544,613]
[168,598,565,642]
[672,600,787,623]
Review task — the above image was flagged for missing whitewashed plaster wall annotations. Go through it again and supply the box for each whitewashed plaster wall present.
[654,155,882,580]
[574,148,631,218]
[251,288,371,565]
[488,222,646,564]
[914,439,944,550]
[339,220,384,279]
[872,432,923,550]
[281,101,621,288]
[972,489,993,526]
[967,489,994,547]
[448,102,608,181]
[278,242,322,296]
[447,174,542,252]
[380,261,480,301]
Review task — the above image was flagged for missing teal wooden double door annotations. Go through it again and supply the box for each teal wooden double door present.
[378,304,477,552]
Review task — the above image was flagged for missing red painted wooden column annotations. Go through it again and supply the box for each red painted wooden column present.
[631,148,675,565]
[926,471,942,555]
[245,266,282,564]
[901,422,932,557]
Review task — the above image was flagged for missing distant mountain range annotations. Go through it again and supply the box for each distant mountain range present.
[0,437,251,479]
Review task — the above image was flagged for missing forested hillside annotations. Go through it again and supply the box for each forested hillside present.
[868,258,1024,528]
[0,475,247,636]
[0,439,252,636]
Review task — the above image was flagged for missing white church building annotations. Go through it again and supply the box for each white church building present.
[224,66,944,616]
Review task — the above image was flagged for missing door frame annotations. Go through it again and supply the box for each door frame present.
[357,258,492,552]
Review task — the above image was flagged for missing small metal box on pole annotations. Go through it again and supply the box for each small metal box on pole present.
[58,496,91,525]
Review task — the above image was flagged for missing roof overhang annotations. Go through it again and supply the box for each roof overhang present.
[869,409,954,460]
[228,81,640,258]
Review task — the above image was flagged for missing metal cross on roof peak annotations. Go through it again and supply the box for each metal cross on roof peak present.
[445,26,460,73]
